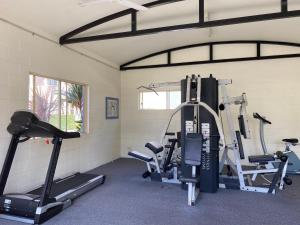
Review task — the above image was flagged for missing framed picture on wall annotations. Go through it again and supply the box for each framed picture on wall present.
[106,97,119,119]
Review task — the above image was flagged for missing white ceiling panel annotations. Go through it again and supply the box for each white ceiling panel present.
[0,0,300,65]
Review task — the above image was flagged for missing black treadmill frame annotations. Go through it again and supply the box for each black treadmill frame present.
[0,136,63,208]
[0,133,105,224]
[0,135,20,196]
[0,111,106,224]
[0,135,65,223]
[39,137,63,207]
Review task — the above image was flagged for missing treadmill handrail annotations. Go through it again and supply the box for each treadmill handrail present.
[7,111,80,139]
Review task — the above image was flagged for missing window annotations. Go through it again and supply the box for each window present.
[169,91,181,109]
[139,90,181,110]
[29,74,88,133]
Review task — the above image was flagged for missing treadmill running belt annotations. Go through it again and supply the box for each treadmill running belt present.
[28,173,100,198]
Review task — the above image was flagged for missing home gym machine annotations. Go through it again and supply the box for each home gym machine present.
[253,112,300,175]
[0,111,105,224]
[218,80,291,193]
[129,75,292,205]
[129,75,225,206]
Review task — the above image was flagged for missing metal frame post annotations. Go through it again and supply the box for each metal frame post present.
[39,137,63,206]
[131,11,137,32]
[219,81,246,189]
[281,0,288,13]
[199,0,205,23]
[0,135,20,195]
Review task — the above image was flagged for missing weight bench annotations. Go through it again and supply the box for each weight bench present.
[128,142,165,181]
[128,151,153,163]
[247,152,289,193]
[128,151,154,178]
[248,154,275,164]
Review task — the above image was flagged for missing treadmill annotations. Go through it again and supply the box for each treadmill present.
[0,111,105,224]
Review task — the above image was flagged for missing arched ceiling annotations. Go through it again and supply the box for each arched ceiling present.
[1,0,300,65]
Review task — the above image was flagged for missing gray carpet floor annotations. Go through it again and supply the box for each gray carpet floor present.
[1,158,300,225]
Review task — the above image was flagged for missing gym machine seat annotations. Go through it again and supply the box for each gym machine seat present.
[282,138,299,144]
[128,151,153,162]
[0,111,105,224]
[248,155,275,164]
[145,142,164,154]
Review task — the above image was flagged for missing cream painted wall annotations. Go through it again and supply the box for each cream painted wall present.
[121,53,300,164]
[0,20,120,193]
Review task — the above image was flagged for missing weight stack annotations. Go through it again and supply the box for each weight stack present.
[198,75,219,193]
[180,75,220,193]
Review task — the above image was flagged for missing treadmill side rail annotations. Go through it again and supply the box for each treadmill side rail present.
[0,214,35,224]
[0,174,105,224]
[35,202,65,215]
[55,175,105,202]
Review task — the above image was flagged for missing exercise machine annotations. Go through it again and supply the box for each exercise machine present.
[178,75,223,196]
[282,138,300,175]
[254,112,300,176]
[253,112,300,175]
[129,75,225,206]
[0,111,105,224]
[130,75,291,206]
[128,133,181,184]
[219,80,291,193]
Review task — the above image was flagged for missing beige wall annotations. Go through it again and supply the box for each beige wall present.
[1,14,300,194]
[121,50,300,163]
[0,20,121,193]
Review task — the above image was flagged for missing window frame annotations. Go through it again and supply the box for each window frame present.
[139,89,181,110]
[29,72,89,134]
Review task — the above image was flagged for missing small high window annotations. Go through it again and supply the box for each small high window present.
[139,90,181,110]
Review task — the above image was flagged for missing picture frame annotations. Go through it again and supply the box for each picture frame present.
[106,97,119,119]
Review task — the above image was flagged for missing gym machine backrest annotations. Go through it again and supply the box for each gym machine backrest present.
[0,111,105,224]
[184,133,202,166]
[180,133,202,206]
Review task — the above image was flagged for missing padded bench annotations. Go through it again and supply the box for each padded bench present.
[128,151,153,162]
[248,154,275,163]
[179,177,200,184]
[145,142,164,154]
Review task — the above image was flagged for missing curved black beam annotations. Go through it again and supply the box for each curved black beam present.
[120,40,300,70]
[60,0,300,44]
[59,0,183,44]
